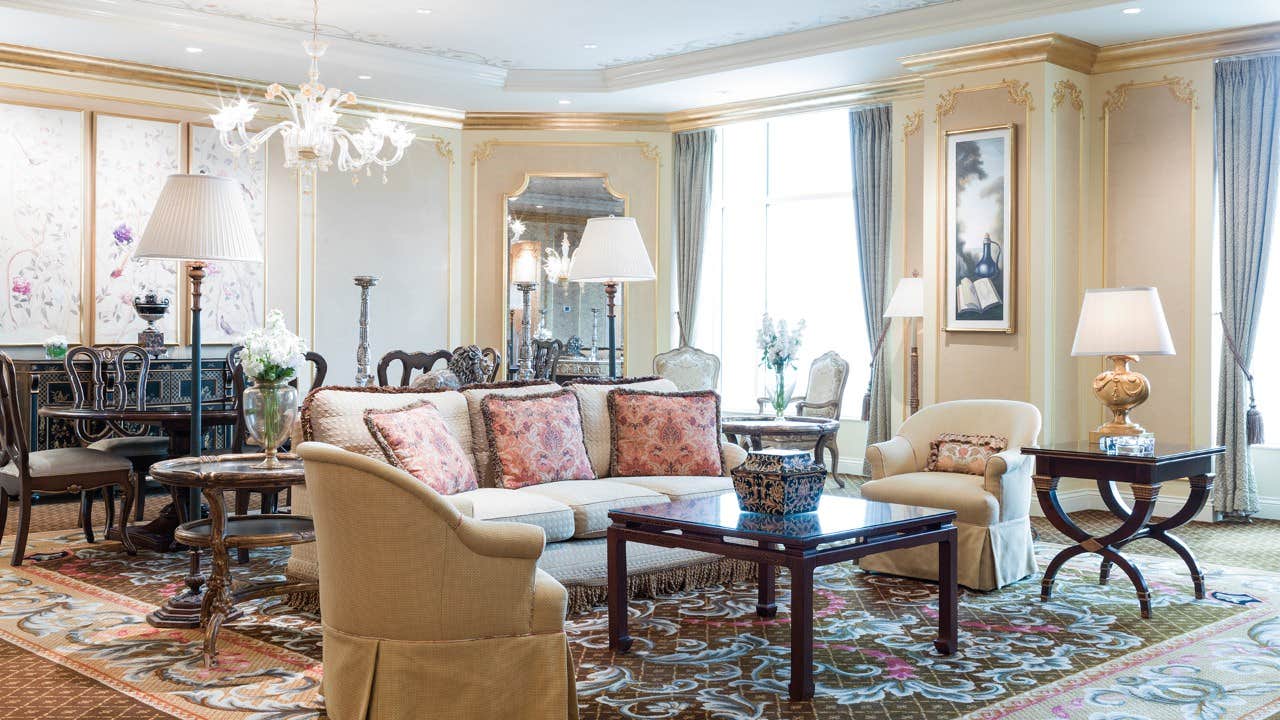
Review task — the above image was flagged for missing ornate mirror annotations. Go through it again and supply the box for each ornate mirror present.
[504,175,626,379]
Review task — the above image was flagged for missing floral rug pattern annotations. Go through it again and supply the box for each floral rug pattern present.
[2,531,1280,719]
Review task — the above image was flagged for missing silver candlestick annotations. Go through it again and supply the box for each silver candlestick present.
[353,276,378,387]
[516,281,536,380]
[589,308,600,361]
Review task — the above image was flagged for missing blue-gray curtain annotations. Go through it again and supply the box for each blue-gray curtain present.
[674,129,715,346]
[850,105,894,458]
[1215,55,1280,518]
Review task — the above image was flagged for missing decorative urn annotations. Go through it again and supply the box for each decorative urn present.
[731,448,826,515]
[132,293,170,358]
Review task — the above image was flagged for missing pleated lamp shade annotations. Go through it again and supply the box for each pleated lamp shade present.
[135,174,261,262]
[569,216,655,283]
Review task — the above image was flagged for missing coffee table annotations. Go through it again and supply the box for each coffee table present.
[607,495,958,701]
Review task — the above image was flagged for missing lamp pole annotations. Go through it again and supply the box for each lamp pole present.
[353,276,378,387]
[517,281,536,380]
[603,281,619,378]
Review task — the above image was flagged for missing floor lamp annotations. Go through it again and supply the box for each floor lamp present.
[135,174,261,626]
[568,217,655,378]
[883,276,925,416]
[510,241,540,380]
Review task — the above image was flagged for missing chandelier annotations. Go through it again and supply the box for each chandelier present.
[210,0,414,186]
[543,232,576,285]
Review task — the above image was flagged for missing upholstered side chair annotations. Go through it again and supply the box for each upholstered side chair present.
[297,442,578,720]
[0,353,137,566]
[860,399,1042,591]
[653,345,721,391]
[756,351,850,479]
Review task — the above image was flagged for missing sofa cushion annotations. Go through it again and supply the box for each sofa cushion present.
[364,401,479,496]
[301,386,473,472]
[608,389,724,477]
[927,433,1008,476]
[518,480,665,539]
[858,472,997,526]
[451,488,576,542]
[462,381,560,487]
[481,389,595,489]
[608,475,732,502]
[567,377,678,477]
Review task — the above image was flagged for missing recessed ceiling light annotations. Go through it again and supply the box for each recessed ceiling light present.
[558,99,572,105]
[416,8,432,14]
[357,74,372,80]
[535,204,544,209]
[185,46,203,54]
[582,43,598,49]
[97,0,118,4]
[1122,6,1142,14]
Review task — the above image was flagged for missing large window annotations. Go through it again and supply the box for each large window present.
[693,110,869,413]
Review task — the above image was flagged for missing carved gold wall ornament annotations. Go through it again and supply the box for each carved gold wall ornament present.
[936,79,1035,121]
[903,110,924,139]
[1102,75,1198,117]
[639,142,661,162]
[1052,79,1084,113]
[471,140,497,164]
[936,85,964,120]
[1003,79,1035,111]
[429,135,454,165]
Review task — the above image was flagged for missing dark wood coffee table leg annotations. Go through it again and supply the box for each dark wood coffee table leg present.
[934,526,958,655]
[607,525,632,653]
[757,563,777,617]
[787,560,815,701]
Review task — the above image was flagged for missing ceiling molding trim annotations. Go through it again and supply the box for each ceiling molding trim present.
[0,42,466,129]
[899,33,1098,77]
[666,75,923,132]
[1092,21,1280,75]
[463,112,670,132]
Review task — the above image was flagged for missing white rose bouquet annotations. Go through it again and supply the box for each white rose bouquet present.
[240,309,307,384]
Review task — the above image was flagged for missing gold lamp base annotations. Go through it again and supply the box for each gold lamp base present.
[1089,354,1151,444]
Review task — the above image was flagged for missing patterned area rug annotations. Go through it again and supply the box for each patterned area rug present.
[1,531,1279,719]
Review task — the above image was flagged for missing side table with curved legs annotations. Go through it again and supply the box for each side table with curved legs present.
[1024,442,1222,619]
[148,453,316,666]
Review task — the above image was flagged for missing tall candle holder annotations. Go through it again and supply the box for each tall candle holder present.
[353,276,378,387]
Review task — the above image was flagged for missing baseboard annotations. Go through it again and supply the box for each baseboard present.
[837,457,866,477]
[1029,488,1214,523]
[1255,494,1280,521]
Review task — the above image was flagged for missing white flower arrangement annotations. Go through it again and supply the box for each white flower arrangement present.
[757,313,805,373]
[239,310,307,383]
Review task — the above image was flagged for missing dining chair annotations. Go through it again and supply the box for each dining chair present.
[653,345,721,391]
[0,352,137,566]
[532,339,563,380]
[376,349,452,387]
[756,351,851,482]
[65,345,168,530]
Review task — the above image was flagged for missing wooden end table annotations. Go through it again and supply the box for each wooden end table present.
[722,414,842,485]
[1024,441,1224,619]
[607,495,957,701]
[146,453,316,666]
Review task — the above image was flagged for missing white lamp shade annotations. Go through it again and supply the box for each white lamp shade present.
[884,277,924,318]
[568,216,655,283]
[1071,287,1175,357]
[510,241,540,284]
[135,174,261,262]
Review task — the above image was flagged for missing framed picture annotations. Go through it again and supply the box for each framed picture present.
[944,124,1015,333]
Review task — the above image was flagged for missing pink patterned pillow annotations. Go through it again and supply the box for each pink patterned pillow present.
[927,433,1008,476]
[364,402,479,495]
[481,390,596,489]
[608,389,724,477]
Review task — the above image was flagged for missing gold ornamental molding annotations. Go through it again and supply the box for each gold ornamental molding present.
[666,75,923,132]
[0,42,465,129]
[902,110,924,139]
[1052,79,1084,113]
[901,33,1099,78]
[428,135,455,165]
[1092,21,1280,75]
[463,112,669,132]
[1101,75,1199,116]
[936,79,1034,121]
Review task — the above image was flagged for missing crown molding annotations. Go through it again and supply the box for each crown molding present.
[666,75,923,132]
[899,33,1098,77]
[463,112,669,132]
[1092,21,1280,75]
[0,42,466,129]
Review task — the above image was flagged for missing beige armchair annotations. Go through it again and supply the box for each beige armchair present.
[859,399,1041,591]
[297,442,578,720]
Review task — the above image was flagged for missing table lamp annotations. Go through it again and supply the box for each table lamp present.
[1070,287,1175,443]
[510,240,540,380]
[884,276,925,415]
[568,217,655,378]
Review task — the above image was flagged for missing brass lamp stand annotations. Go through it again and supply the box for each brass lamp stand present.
[1089,354,1151,443]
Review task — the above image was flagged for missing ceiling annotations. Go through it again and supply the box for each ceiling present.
[0,0,1277,115]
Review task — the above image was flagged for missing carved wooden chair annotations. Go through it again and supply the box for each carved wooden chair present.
[450,345,502,384]
[531,339,563,380]
[756,351,851,480]
[377,349,452,387]
[653,345,721,391]
[65,345,168,529]
[0,352,136,566]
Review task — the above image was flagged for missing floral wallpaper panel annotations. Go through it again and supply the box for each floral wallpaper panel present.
[188,125,265,345]
[0,103,85,345]
[92,115,180,345]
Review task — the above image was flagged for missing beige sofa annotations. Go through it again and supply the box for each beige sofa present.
[860,399,1042,591]
[288,377,749,587]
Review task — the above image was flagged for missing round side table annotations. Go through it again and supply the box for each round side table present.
[147,453,316,666]
[722,415,843,486]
